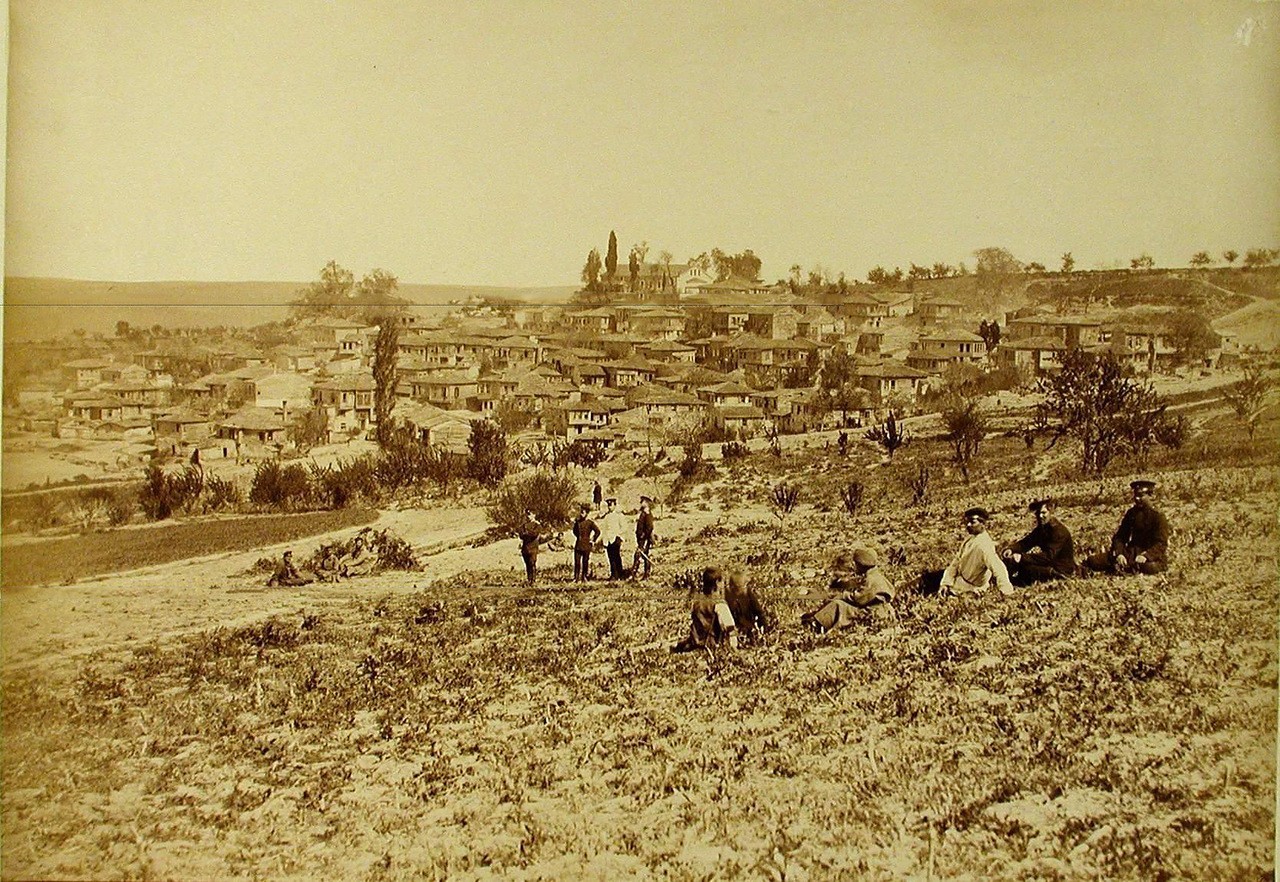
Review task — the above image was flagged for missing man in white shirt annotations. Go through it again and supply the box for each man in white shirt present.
[598,497,628,580]
[937,507,1014,596]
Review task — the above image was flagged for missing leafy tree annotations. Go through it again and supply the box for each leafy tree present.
[818,350,870,425]
[495,400,537,434]
[249,461,311,510]
[1026,262,1047,274]
[977,319,1001,354]
[1222,249,1239,266]
[931,262,952,279]
[866,411,910,460]
[487,470,578,536]
[372,320,400,447]
[581,248,603,292]
[1243,247,1278,269]
[1222,362,1273,440]
[467,419,509,486]
[115,320,131,338]
[628,247,640,291]
[711,248,762,281]
[1189,251,1214,268]
[909,263,931,281]
[1164,309,1220,366]
[974,247,1022,295]
[1130,254,1155,270]
[867,266,889,285]
[291,260,355,319]
[1060,252,1075,274]
[789,264,803,288]
[290,408,330,452]
[605,231,619,283]
[1033,350,1178,475]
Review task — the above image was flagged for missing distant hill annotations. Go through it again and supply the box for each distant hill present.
[2,278,575,340]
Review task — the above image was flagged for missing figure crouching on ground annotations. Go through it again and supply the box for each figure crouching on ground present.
[672,566,737,652]
[1002,498,1076,586]
[801,547,894,633]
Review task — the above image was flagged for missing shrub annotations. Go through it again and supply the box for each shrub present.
[138,464,204,520]
[841,480,865,517]
[866,411,910,460]
[565,439,608,468]
[907,465,931,507]
[312,457,379,508]
[721,440,749,460]
[249,461,311,510]
[487,470,578,536]
[941,397,990,481]
[202,474,241,512]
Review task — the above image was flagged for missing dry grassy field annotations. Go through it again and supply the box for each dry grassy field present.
[2,415,1276,880]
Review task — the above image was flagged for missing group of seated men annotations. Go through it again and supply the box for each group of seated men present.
[677,479,1170,646]
[266,531,378,587]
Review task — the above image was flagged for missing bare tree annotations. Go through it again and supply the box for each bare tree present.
[372,320,400,448]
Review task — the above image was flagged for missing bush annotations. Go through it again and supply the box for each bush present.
[487,471,578,535]
[721,440,749,460]
[841,480,865,517]
[202,474,241,512]
[312,457,379,509]
[138,464,204,520]
[565,439,609,468]
[249,461,311,510]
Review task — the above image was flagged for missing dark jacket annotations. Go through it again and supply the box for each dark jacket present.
[1010,518,1076,575]
[1111,503,1169,564]
[635,511,655,546]
[572,516,600,552]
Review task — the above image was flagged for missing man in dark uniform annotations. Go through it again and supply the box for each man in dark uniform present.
[571,503,600,582]
[632,496,655,580]
[1002,498,1076,586]
[1083,480,1170,575]
[517,511,552,587]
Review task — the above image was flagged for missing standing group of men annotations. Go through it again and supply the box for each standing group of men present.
[519,494,656,587]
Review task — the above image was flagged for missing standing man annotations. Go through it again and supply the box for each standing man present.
[571,503,600,582]
[922,507,1014,597]
[517,511,551,587]
[1002,498,1076,586]
[592,481,603,508]
[598,497,627,580]
[632,496,656,580]
[1083,480,1170,575]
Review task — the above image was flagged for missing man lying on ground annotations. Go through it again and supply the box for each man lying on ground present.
[801,547,894,633]
[1002,498,1076,586]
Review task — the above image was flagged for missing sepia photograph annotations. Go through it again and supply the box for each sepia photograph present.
[3,1,1278,878]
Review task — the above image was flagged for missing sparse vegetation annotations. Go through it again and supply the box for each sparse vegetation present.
[866,410,911,460]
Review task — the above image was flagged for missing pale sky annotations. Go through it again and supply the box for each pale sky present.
[6,0,1279,287]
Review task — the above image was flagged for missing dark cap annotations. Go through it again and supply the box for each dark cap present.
[1130,480,1156,494]
[963,507,990,522]
[606,497,617,504]
[639,495,652,504]
[1028,498,1051,512]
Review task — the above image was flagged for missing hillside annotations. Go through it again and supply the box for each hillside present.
[2,278,575,340]
[1,403,1275,879]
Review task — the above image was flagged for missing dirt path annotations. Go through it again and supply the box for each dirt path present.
[0,501,738,677]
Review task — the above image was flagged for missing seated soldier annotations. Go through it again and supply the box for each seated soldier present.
[725,567,771,641]
[801,547,895,633]
[1002,498,1076,586]
[672,566,737,652]
[920,507,1014,597]
[339,534,377,579]
[1082,479,1169,575]
[267,550,312,587]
